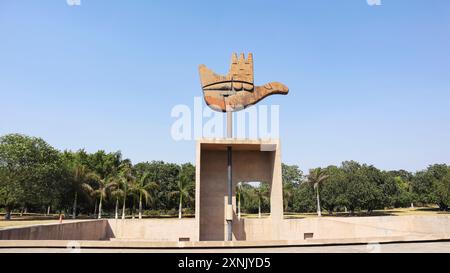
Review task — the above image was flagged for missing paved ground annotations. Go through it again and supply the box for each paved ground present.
[1,241,450,253]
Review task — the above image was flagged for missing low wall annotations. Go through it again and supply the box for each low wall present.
[230,215,450,241]
[108,219,199,242]
[1,216,449,243]
[0,220,111,240]
[233,218,273,241]
[280,215,450,241]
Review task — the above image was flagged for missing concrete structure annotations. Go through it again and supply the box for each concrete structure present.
[0,220,111,240]
[1,216,450,250]
[195,138,283,241]
[2,137,449,246]
[1,138,449,246]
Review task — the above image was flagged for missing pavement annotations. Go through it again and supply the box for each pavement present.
[1,241,450,253]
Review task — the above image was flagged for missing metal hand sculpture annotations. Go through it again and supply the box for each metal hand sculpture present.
[199,53,289,112]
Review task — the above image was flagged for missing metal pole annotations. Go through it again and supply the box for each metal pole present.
[227,111,232,138]
[226,110,232,241]
[227,145,232,241]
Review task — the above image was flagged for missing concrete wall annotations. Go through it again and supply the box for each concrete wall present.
[233,216,450,241]
[196,139,283,241]
[1,216,449,243]
[0,220,111,240]
[107,219,198,241]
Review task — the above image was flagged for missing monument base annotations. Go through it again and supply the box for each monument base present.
[195,138,283,241]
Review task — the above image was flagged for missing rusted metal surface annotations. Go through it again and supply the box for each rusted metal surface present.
[199,53,289,112]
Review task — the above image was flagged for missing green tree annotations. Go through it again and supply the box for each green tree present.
[431,167,450,210]
[282,164,303,211]
[109,182,124,219]
[411,164,449,208]
[169,164,194,219]
[132,171,158,219]
[134,161,181,212]
[236,183,246,219]
[0,134,63,219]
[292,182,315,213]
[340,161,384,214]
[321,165,346,214]
[307,168,329,217]
[69,164,95,219]
[253,183,270,218]
[83,173,116,219]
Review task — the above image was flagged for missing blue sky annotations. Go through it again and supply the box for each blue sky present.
[1,0,449,173]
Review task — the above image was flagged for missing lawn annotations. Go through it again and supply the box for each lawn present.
[283,206,450,219]
[0,220,61,229]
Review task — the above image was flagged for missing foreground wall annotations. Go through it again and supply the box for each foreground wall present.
[1,216,449,243]
[233,215,450,241]
[0,220,111,240]
[108,219,198,242]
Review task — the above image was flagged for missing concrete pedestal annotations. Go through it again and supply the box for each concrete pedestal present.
[195,139,283,241]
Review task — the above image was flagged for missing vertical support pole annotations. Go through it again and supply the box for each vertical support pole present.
[227,146,232,241]
[226,110,233,241]
[227,111,232,138]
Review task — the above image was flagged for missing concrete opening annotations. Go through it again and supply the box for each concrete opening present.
[196,139,284,241]
[236,181,271,220]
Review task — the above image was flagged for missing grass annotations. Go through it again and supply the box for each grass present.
[0,220,61,229]
[283,206,450,219]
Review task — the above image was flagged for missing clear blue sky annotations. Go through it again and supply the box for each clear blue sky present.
[1,0,449,173]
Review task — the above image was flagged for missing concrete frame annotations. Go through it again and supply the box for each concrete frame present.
[195,138,283,241]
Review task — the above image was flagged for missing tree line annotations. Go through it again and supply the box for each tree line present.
[281,162,450,215]
[1,133,450,220]
[0,134,195,219]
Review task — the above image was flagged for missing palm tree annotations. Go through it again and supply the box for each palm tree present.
[253,183,269,218]
[83,173,116,219]
[119,176,130,219]
[307,168,329,217]
[116,162,134,220]
[131,171,158,219]
[70,164,93,219]
[109,182,124,220]
[237,183,243,220]
[236,183,251,220]
[169,175,194,219]
[82,183,98,218]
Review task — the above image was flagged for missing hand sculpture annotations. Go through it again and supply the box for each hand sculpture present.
[199,53,289,112]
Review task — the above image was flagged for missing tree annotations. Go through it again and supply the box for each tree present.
[321,165,346,214]
[169,164,194,219]
[292,182,316,213]
[282,164,303,212]
[0,167,21,220]
[236,183,254,216]
[307,168,329,217]
[134,161,181,212]
[83,173,116,219]
[0,134,63,219]
[69,164,94,219]
[340,161,378,214]
[117,161,134,219]
[236,183,245,219]
[386,174,413,208]
[252,183,270,218]
[283,182,294,212]
[411,164,449,209]
[132,171,158,219]
[431,167,450,211]
[109,183,124,219]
